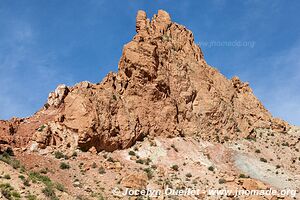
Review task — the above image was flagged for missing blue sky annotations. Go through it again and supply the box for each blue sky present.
[0,0,299,125]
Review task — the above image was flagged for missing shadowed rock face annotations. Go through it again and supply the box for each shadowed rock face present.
[0,10,289,153]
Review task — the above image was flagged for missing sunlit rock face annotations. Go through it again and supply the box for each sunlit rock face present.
[0,10,289,153]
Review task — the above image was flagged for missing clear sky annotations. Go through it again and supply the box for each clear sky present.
[0,0,299,125]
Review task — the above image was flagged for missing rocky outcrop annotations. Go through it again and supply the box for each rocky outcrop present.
[0,10,289,153]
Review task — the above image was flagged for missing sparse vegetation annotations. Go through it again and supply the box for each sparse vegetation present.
[60,162,70,170]
[23,178,31,187]
[55,182,66,192]
[107,157,114,163]
[218,178,226,184]
[40,168,49,174]
[145,158,152,165]
[208,166,214,172]
[144,168,154,179]
[276,165,281,169]
[4,174,11,179]
[224,136,230,142]
[29,171,52,186]
[239,174,247,178]
[37,124,46,132]
[186,173,192,178]
[98,166,106,174]
[171,164,179,171]
[0,152,21,169]
[136,159,144,164]
[42,185,58,200]
[255,149,261,153]
[0,183,21,200]
[54,151,65,159]
[26,194,37,200]
[128,151,136,156]
[72,151,78,157]
[282,142,289,147]
[260,157,268,163]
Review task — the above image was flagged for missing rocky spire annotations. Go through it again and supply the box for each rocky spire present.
[0,10,289,153]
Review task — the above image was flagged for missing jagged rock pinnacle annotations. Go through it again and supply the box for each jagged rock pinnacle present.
[0,10,289,153]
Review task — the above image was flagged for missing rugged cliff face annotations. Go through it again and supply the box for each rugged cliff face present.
[0,10,288,153]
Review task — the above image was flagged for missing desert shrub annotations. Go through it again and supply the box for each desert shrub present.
[37,124,46,132]
[72,151,78,157]
[185,173,192,178]
[208,166,214,171]
[107,157,114,163]
[260,158,268,163]
[98,166,106,174]
[29,171,52,186]
[55,182,66,192]
[171,165,179,171]
[23,178,31,187]
[26,194,37,200]
[218,178,226,184]
[145,158,152,165]
[276,165,281,169]
[3,174,11,179]
[239,174,247,178]
[136,159,144,164]
[60,162,70,170]
[42,186,58,200]
[0,152,21,169]
[54,151,65,159]
[144,168,154,179]
[0,183,20,200]
[128,151,136,156]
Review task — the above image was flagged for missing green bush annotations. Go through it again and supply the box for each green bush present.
[26,194,37,200]
[0,153,21,169]
[55,182,66,192]
[29,171,52,186]
[136,159,144,164]
[60,162,70,170]
[144,168,154,179]
[37,124,46,132]
[4,174,11,179]
[0,183,20,200]
[128,151,136,156]
[239,174,247,178]
[54,151,65,159]
[42,186,58,200]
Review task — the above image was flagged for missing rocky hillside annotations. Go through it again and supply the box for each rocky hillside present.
[0,10,299,200]
[0,10,288,154]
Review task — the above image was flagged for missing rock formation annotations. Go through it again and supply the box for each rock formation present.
[0,10,289,153]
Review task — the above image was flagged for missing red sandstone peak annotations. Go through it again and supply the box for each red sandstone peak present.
[0,10,289,153]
